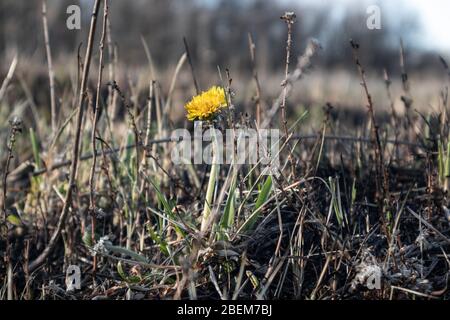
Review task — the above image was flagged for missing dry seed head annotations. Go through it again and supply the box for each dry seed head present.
[280,11,296,24]
[9,116,23,132]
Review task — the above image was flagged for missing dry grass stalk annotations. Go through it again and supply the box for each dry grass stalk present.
[107,18,118,123]
[2,117,22,300]
[183,37,200,95]
[42,0,57,133]
[2,118,22,220]
[89,0,109,278]
[400,39,413,119]
[280,12,297,178]
[0,55,18,103]
[29,0,102,272]
[350,39,390,237]
[248,33,263,127]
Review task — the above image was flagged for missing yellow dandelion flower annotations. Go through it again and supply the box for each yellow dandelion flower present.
[185,86,227,121]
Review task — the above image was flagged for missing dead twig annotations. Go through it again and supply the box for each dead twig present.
[248,33,262,127]
[42,0,57,133]
[29,0,102,273]
[89,0,108,279]
[280,12,296,178]
[350,39,389,238]
[0,55,18,103]
[183,37,200,95]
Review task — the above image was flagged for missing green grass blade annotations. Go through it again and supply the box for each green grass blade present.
[219,169,237,231]
[29,127,41,170]
[240,175,272,232]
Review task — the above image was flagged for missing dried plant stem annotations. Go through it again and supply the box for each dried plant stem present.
[399,39,414,136]
[144,81,155,159]
[141,36,156,81]
[350,39,389,236]
[139,80,155,195]
[248,33,262,127]
[29,0,102,272]
[350,40,384,172]
[0,55,18,103]
[42,0,57,133]
[400,39,412,112]
[2,118,22,300]
[310,103,333,175]
[280,12,296,178]
[111,81,141,180]
[2,145,12,221]
[280,13,295,139]
[164,53,187,124]
[383,68,400,159]
[183,37,200,95]
[107,17,118,123]
[89,0,108,278]
[2,119,22,220]
[383,69,398,132]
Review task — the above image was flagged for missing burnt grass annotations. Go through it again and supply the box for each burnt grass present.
[2,117,450,300]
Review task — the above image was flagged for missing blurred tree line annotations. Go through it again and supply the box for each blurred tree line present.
[0,0,429,74]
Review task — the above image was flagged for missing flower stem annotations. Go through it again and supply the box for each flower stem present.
[201,128,219,233]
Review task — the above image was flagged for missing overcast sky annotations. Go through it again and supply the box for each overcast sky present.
[409,0,450,50]
[284,0,450,51]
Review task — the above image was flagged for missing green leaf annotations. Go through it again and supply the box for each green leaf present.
[438,139,445,183]
[7,214,22,226]
[220,170,237,231]
[117,262,141,284]
[82,228,93,247]
[239,175,272,232]
[329,177,343,226]
[445,135,450,177]
[146,176,185,238]
[117,261,127,280]
[254,175,272,211]
[107,244,148,263]
[29,127,41,170]
[147,224,170,256]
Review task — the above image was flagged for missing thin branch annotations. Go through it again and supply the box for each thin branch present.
[350,39,389,238]
[2,118,22,220]
[183,37,200,95]
[248,33,262,127]
[107,17,118,122]
[29,0,102,273]
[280,12,297,178]
[279,12,296,140]
[42,0,57,133]
[400,39,413,125]
[89,0,108,278]
[0,55,18,103]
